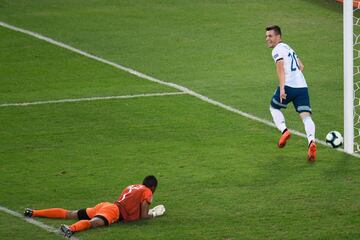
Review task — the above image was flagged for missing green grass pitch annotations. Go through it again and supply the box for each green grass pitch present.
[1,0,360,239]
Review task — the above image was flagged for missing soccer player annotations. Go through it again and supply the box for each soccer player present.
[265,25,316,162]
[24,175,165,238]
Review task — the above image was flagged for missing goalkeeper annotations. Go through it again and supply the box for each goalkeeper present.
[24,175,165,238]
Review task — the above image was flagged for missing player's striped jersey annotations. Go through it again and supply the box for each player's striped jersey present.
[115,184,153,222]
[272,42,307,88]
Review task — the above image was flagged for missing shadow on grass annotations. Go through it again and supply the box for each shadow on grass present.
[301,0,342,13]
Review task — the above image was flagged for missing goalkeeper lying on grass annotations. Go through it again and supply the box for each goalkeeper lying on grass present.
[24,175,165,238]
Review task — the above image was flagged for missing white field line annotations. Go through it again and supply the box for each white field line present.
[0,20,359,159]
[0,205,80,240]
[0,92,186,107]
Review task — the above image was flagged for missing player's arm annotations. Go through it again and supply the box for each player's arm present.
[140,201,153,219]
[297,57,304,72]
[141,201,166,219]
[275,59,286,102]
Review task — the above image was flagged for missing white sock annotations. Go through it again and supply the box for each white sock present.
[302,116,315,144]
[270,106,287,133]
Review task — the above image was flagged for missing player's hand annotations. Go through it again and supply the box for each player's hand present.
[148,205,166,217]
[280,88,286,103]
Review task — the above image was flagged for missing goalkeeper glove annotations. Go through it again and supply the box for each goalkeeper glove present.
[148,205,165,217]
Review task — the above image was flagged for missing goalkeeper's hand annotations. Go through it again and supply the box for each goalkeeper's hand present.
[148,205,166,218]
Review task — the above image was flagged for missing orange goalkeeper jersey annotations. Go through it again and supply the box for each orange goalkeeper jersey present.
[115,184,153,222]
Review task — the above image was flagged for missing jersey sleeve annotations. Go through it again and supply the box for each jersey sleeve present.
[272,46,284,63]
[141,189,153,205]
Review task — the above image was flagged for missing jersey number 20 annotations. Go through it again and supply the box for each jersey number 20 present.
[288,52,300,71]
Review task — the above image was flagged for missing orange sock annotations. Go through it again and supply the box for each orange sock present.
[32,208,69,219]
[69,220,91,232]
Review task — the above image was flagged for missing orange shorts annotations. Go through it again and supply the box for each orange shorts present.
[86,202,120,225]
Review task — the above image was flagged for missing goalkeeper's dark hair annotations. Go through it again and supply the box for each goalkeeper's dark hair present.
[266,25,282,36]
[143,175,158,188]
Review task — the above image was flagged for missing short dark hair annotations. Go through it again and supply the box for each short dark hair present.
[266,25,282,36]
[143,175,158,188]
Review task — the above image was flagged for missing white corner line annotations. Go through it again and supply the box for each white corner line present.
[0,92,186,107]
[0,20,359,158]
[0,205,80,240]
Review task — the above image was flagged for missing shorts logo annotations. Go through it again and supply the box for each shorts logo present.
[273,54,279,59]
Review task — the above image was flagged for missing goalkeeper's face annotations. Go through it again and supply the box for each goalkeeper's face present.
[265,30,281,48]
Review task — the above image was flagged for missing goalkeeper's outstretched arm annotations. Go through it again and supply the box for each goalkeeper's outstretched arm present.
[141,201,166,219]
[141,201,153,219]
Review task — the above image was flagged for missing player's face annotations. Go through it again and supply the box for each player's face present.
[265,30,281,48]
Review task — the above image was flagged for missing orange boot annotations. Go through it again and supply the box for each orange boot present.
[307,141,317,162]
[278,129,291,148]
